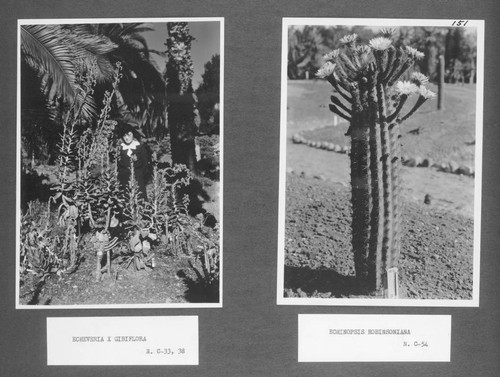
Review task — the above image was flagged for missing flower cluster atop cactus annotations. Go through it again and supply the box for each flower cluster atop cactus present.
[315,30,435,294]
[317,32,435,127]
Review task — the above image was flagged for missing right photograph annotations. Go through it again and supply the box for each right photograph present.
[277,18,484,306]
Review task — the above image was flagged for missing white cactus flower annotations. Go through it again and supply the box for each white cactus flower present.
[355,45,371,55]
[406,46,425,60]
[380,27,397,38]
[339,33,358,46]
[323,49,340,61]
[316,61,336,78]
[395,80,419,95]
[369,37,392,51]
[411,72,429,86]
[419,86,437,99]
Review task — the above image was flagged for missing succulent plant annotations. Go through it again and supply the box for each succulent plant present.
[317,31,434,294]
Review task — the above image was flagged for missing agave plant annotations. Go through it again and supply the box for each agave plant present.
[124,227,158,270]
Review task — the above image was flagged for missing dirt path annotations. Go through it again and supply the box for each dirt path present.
[286,141,475,218]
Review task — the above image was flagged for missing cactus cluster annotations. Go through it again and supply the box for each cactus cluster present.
[317,29,435,293]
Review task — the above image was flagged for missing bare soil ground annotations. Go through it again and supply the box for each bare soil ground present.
[283,80,477,300]
[284,173,473,299]
[19,250,206,306]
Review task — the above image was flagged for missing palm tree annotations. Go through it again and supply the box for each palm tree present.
[20,24,118,163]
[83,23,167,137]
[21,22,167,154]
[20,24,116,120]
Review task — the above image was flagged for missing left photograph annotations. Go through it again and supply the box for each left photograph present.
[17,18,223,308]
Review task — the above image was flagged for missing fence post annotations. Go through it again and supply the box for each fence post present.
[438,55,445,110]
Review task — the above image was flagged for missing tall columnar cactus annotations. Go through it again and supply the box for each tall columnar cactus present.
[317,29,435,293]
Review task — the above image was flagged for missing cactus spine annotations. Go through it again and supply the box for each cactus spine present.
[317,31,435,293]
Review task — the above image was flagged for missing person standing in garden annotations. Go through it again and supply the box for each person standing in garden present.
[117,124,150,200]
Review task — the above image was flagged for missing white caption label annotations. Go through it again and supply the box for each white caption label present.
[298,314,451,362]
[47,316,198,365]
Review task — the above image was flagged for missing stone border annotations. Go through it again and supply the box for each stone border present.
[291,130,475,178]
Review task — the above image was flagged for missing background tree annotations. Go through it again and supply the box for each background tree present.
[445,28,477,83]
[86,23,167,138]
[21,59,59,164]
[287,26,322,79]
[288,26,376,80]
[392,27,444,80]
[59,23,167,138]
[288,26,477,85]
[164,22,198,172]
[195,54,220,135]
[20,24,116,163]
[393,27,476,83]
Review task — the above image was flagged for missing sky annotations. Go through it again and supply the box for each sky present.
[143,21,221,88]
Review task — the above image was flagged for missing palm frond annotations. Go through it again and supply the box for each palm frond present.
[119,23,154,36]
[124,33,150,55]
[21,24,118,120]
[20,24,76,99]
[63,25,117,82]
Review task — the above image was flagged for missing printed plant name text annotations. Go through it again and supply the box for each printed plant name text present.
[72,336,147,342]
[329,328,411,335]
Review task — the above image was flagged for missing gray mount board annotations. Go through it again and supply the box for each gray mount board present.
[2,0,500,376]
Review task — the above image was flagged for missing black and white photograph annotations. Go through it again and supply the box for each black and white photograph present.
[278,18,484,306]
[2,0,500,375]
[17,18,223,308]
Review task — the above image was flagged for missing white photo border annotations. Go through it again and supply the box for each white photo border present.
[16,17,224,309]
[277,17,484,307]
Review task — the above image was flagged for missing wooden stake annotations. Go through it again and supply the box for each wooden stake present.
[386,267,399,298]
[438,55,445,110]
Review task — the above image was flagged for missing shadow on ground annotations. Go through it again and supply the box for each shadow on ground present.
[284,265,367,298]
[177,268,220,303]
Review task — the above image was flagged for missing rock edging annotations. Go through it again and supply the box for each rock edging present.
[291,131,475,178]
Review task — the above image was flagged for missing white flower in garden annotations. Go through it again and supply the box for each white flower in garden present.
[316,61,336,78]
[369,37,392,51]
[406,46,425,60]
[411,72,429,86]
[419,86,436,99]
[323,49,340,61]
[395,80,419,95]
[339,33,358,46]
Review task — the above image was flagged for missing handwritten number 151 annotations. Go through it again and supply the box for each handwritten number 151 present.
[452,20,469,26]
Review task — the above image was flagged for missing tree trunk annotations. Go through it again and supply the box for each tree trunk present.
[168,92,198,172]
[165,22,198,173]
